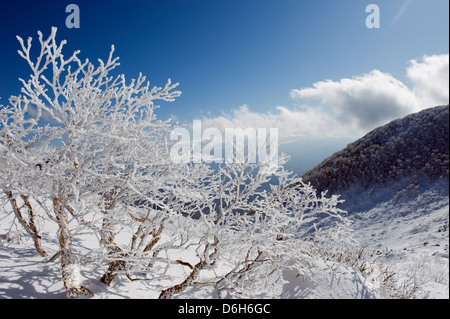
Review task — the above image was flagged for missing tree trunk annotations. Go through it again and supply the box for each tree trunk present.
[99,233,127,287]
[159,260,207,299]
[100,257,127,286]
[53,198,93,298]
[159,237,219,299]
[5,191,47,257]
[98,201,128,286]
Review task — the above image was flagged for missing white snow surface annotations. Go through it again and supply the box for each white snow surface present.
[1,183,448,299]
[345,180,449,299]
[0,239,375,299]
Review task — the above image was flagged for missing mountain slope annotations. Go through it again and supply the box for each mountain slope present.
[301,105,449,211]
[301,105,449,298]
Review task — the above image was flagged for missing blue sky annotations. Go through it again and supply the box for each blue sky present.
[0,0,449,163]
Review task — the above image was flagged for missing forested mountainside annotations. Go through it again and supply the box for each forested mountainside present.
[301,105,449,203]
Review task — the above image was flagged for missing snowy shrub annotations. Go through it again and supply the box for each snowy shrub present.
[0,28,350,298]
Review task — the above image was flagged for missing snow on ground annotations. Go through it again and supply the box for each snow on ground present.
[280,263,375,299]
[346,182,449,299]
[0,180,448,299]
[0,236,375,299]
[0,244,65,298]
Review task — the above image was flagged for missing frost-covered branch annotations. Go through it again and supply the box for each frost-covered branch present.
[0,27,183,297]
[0,27,352,299]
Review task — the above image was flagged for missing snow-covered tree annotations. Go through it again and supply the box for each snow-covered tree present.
[0,27,182,297]
[157,154,350,299]
[0,27,351,298]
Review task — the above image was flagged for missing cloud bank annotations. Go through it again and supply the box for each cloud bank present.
[202,54,449,142]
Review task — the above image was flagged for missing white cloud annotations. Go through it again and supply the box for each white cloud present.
[201,54,449,142]
[202,104,360,142]
[290,69,418,129]
[407,54,449,107]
